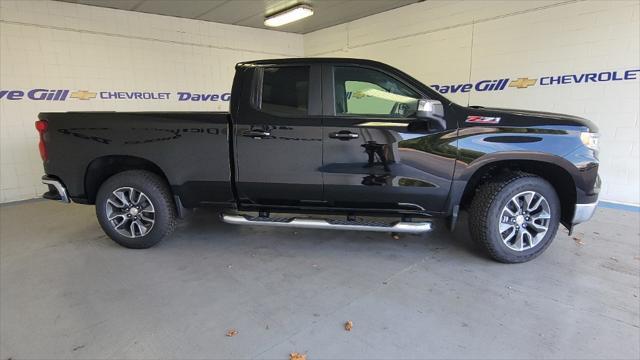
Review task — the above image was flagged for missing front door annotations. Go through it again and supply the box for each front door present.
[234,64,323,207]
[321,65,458,213]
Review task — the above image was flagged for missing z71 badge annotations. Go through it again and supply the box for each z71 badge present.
[466,115,501,124]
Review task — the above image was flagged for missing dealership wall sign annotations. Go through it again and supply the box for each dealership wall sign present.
[1,68,638,101]
[430,68,639,94]
[0,89,231,102]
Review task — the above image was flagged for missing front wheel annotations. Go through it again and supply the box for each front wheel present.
[468,172,561,263]
[95,170,176,249]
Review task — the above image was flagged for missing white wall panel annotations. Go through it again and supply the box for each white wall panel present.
[304,0,640,205]
[2,0,638,206]
[0,0,303,203]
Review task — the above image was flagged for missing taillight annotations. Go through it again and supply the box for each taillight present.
[35,120,48,161]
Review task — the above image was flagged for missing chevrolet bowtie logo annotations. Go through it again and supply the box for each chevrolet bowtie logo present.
[70,90,97,100]
[509,78,537,89]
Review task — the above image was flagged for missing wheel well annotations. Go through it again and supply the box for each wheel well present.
[84,155,170,204]
[460,160,576,225]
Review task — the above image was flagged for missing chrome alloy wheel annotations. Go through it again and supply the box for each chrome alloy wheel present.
[105,187,155,238]
[498,191,551,251]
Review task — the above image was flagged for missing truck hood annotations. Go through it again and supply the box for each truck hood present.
[466,106,598,132]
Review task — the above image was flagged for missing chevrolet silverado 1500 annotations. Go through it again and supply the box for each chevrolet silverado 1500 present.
[37,58,601,263]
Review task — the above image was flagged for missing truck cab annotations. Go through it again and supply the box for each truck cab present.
[231,59,458,215]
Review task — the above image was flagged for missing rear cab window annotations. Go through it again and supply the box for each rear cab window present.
[259,66,310,115]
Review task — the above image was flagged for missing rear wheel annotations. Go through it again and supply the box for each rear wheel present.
[96,170,176,249]
[468,172,560,263]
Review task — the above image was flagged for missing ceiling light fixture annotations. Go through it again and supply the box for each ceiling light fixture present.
[264,4,314,27]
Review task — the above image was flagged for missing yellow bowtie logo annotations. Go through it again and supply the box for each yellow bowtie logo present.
[509,78,537,89]
[70,90,97,100]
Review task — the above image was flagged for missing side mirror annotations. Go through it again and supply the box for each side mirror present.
[416,99,444,119]
[413,99,446,133]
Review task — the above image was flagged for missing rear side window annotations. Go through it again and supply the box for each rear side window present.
[261,66,309,115]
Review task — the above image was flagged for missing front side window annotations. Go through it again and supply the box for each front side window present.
[334,66,419,117]
[261,66,309,115]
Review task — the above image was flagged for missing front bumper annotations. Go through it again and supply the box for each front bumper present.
[572,201,598,224]
[42,175,70,203]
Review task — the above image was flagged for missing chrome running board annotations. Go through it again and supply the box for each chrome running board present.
[220,214,432,234]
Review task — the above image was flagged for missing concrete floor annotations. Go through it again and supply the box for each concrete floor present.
[0,200,638,359]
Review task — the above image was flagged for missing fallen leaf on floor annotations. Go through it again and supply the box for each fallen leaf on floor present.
[344,320,353,331]
[290,352,306,360]
[573,237,584,246]
[226,329,238,337]
[392,233,400,240]
[610,256,618,262]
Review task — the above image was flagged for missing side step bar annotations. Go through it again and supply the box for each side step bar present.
[220,214,432,234]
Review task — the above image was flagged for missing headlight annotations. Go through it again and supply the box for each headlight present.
[580,132,599,151]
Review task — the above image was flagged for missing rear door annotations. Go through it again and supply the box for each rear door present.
[321,64,458,213]
[234,64,324,207]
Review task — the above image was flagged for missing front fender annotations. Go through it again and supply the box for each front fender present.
[445,126,599,218]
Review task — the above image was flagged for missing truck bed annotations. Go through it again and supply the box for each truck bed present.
[38,111,234,207]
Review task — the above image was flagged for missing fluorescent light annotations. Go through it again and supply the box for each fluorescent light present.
[264,5,314,27]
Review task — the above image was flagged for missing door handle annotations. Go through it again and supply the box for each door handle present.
[242,129,271,138]
[329,131,359,140]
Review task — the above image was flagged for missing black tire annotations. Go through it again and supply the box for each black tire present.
[468,172,561,263]
[95,170,176,249]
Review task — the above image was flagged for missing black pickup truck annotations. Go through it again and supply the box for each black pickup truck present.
[36,58,601,263]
